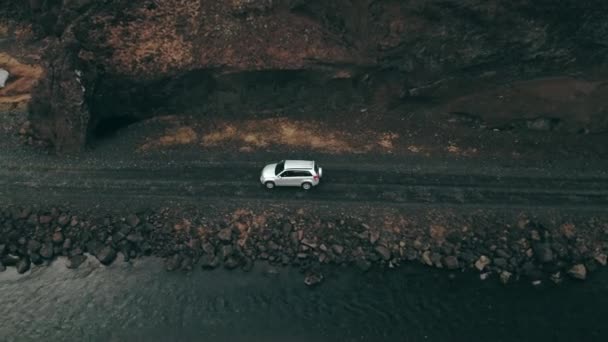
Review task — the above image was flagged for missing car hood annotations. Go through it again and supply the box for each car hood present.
[262,163,277,178]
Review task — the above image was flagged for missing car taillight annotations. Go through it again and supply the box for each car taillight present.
[313,175,319,181]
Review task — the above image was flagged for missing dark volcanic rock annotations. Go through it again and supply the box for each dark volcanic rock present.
[201,255,220,269]
[57,215,70,227]
[66,255,87,269]
[217,228,233,242]
[39,243,54,259]
[16,258,31,274]
[443,256,460,270]
[375,246,391,261]
[27,240,42,254]
[30,253,43,265]
[126,233,144,243]
[568,264,587,280]
[52,231,65,244]
[165,254,182,271]
[96,246,117,265]
[533,243,554,263]
[126,214,141,228]
[224,257,240,270]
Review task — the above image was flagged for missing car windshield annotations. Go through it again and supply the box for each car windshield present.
[275,161,285,175]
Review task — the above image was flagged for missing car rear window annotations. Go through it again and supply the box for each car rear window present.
[314,163,319,174]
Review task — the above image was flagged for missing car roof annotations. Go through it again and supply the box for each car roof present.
[284,160,314,169]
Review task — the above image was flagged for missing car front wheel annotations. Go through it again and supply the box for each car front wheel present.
[265,181,275,189]
[301,182,312,190]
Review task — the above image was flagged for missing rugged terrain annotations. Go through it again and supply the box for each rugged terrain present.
[1,0,608,285]
[1,0,608,151]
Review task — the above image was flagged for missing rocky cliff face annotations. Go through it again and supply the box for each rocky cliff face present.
[1,0,607,151]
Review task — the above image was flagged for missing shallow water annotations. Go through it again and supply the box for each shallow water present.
[0,257,607,342]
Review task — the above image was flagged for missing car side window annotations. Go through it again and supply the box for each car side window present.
[294,171,312,177]
[280,171,294,177]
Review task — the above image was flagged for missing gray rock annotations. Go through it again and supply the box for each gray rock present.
[66,255,87,269]
[224,257,240,270]
[475,255,491,271]
[369,231,380,245]
[499,271,512,284]
[39,215,53,225]
[221,245,234,259]
[201,255,220,269]
[0,68,8,88]
[96,246,117,265]
[493,258,508,269]
[332,244,344,255]
[30,253,43,265]
[57,215,70,227]
[443,256,459,270]
[40,243,54,259]
[165,254,182,271]
[217,228,233,242]
[594,253,607,266]
[421,251,433,266]
[52,231,64,244]
[16,258,30,274]
[375,246,391,261]
[304,272,324,286]
[567,264,587,280]
[126,214,141,227]
[126,233,144,243]
[533,243,553,263]
[27,240,41,253]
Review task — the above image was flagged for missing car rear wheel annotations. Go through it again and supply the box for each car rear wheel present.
[301,182,312,190]
[265,181,275,189]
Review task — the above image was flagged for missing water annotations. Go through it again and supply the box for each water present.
[1,257,607,342]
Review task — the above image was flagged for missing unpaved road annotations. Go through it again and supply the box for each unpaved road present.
[2,161,608,209]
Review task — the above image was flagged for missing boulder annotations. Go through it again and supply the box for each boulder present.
[40,243,54,259]
[126,214,141,227]
[27,240,42,253]
[499,271,512,284]
[375,246,391,261]
[567,264,587,280]
[165,254,182,271]
[96,246,117,265]
[16,258,31,274]
[475,255,491,271]
[0,68,8,88]
[594,253,607,266]
[533,243,553,263]
[217,228,233,242]
[332,244,344,255]
[304,272,324,286]
[443,256,460,270]
[52,231,65,244]
[201,255,220,269]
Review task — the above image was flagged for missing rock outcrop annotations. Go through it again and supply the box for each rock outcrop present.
[1,0,607,151]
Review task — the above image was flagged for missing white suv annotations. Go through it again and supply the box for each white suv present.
[260,160,323,190]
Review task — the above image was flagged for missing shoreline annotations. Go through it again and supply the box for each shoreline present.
[1,203,606,286]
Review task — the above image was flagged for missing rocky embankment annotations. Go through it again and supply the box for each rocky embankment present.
[1,205,606,285]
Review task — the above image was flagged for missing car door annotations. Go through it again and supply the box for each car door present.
[277,170,295,186]
[292,171,312,186]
